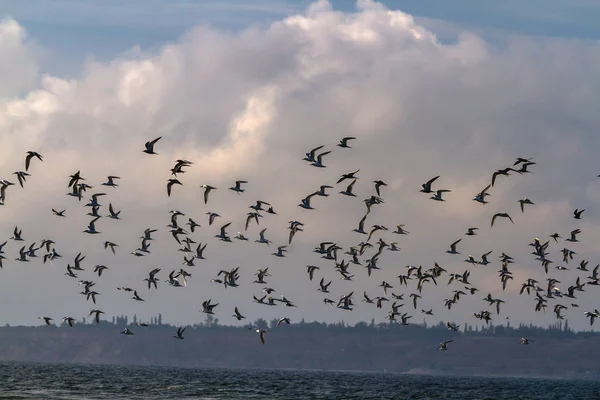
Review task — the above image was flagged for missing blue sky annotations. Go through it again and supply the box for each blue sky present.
[2,0,600,75]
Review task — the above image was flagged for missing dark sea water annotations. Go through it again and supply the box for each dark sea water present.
[0,362,599,399]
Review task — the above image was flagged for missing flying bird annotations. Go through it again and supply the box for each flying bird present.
[338,137,356,148]
[420,176,439,193]
[167,179,182,197]
[491,213,514,227]
[25,151,43,171]
[143,136,162,154]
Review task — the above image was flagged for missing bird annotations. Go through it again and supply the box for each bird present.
[299,192,319,210]
[373,180,387,197]
[201,185,216,204]
[107,203,121,220]
[303,145,325,163]
[276,317,291,327]
[420,176,439,193]
[121,328,134,336]
[25,151,43,171]
[447,239,462,255]
[518,198,534,212]
[574,209,585,219]
[167,179,182,197]
[249,328,266,344]
[13,171,30,188]
[104,241,118,254]
[143,137,161,154]
[491,213,514,227]
[173,326,186,340]
[102,176,120,188]
[430,189,451,201]
[338,137,356,148]
[52,209,66,217]
[229,180,247,194]
[438,340,453,351]
[311,151,331,168]
[83,217,101,234]
[232,307,245,321]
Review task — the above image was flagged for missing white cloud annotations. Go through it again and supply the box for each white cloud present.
[0,18,38,99]
[0,1,599,331]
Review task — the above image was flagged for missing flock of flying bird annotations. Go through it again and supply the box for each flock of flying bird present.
[2,136,598,352]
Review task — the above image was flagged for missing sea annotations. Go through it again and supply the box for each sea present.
[0,362,598,399]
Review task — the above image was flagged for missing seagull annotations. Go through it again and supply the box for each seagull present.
[373,180,387,197]
[566,229,581,243]
[187,218,201,232]
[94,264,108,277]
[337,169,360,184]
[446,239,462,255]
[272,245,287,257]
[201,299,219,314]
[303,145,325,163]
[317,185,333,197]
[88,309,104,324]
[83,217,101,234]
[25,151,43,171]
[306,265,320,281]
[255,228,271,245]
[438,340,453,351]
[420,176,439,193]
[132,291,144,301]
[232,307,245,320]
[121,328,134,336]
[195,242,208,259]
[104,241,118,254]
[173,326,186,340]
[311,151,331,168]
[466,228,478,236]
[430,189,450,201]
[13,171,30,188]
[107,203,121,220]
[201,185,216,204]
[143,136,161,154]
[338,136,356,148]
[491,167,516,187]
[249,328,266,344]
[102,176,120,188]
[206,212,220,226]
[229,180,247,194]
[491,213,514,227]
[473,184,491,204]
[393,224,410,235]
[11,226,24,241]
[167,179,182,197]
[518,198,534,212]
[340,179,357,197]
[299,192,319,209]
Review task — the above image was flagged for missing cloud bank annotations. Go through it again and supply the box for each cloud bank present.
[0,0,600,330]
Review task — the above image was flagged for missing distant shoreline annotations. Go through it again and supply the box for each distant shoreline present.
[0,322,598,380]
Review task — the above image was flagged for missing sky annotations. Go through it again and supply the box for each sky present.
[0,0,600,331]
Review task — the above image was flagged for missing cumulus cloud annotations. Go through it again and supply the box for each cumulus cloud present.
[0,0,599,330]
